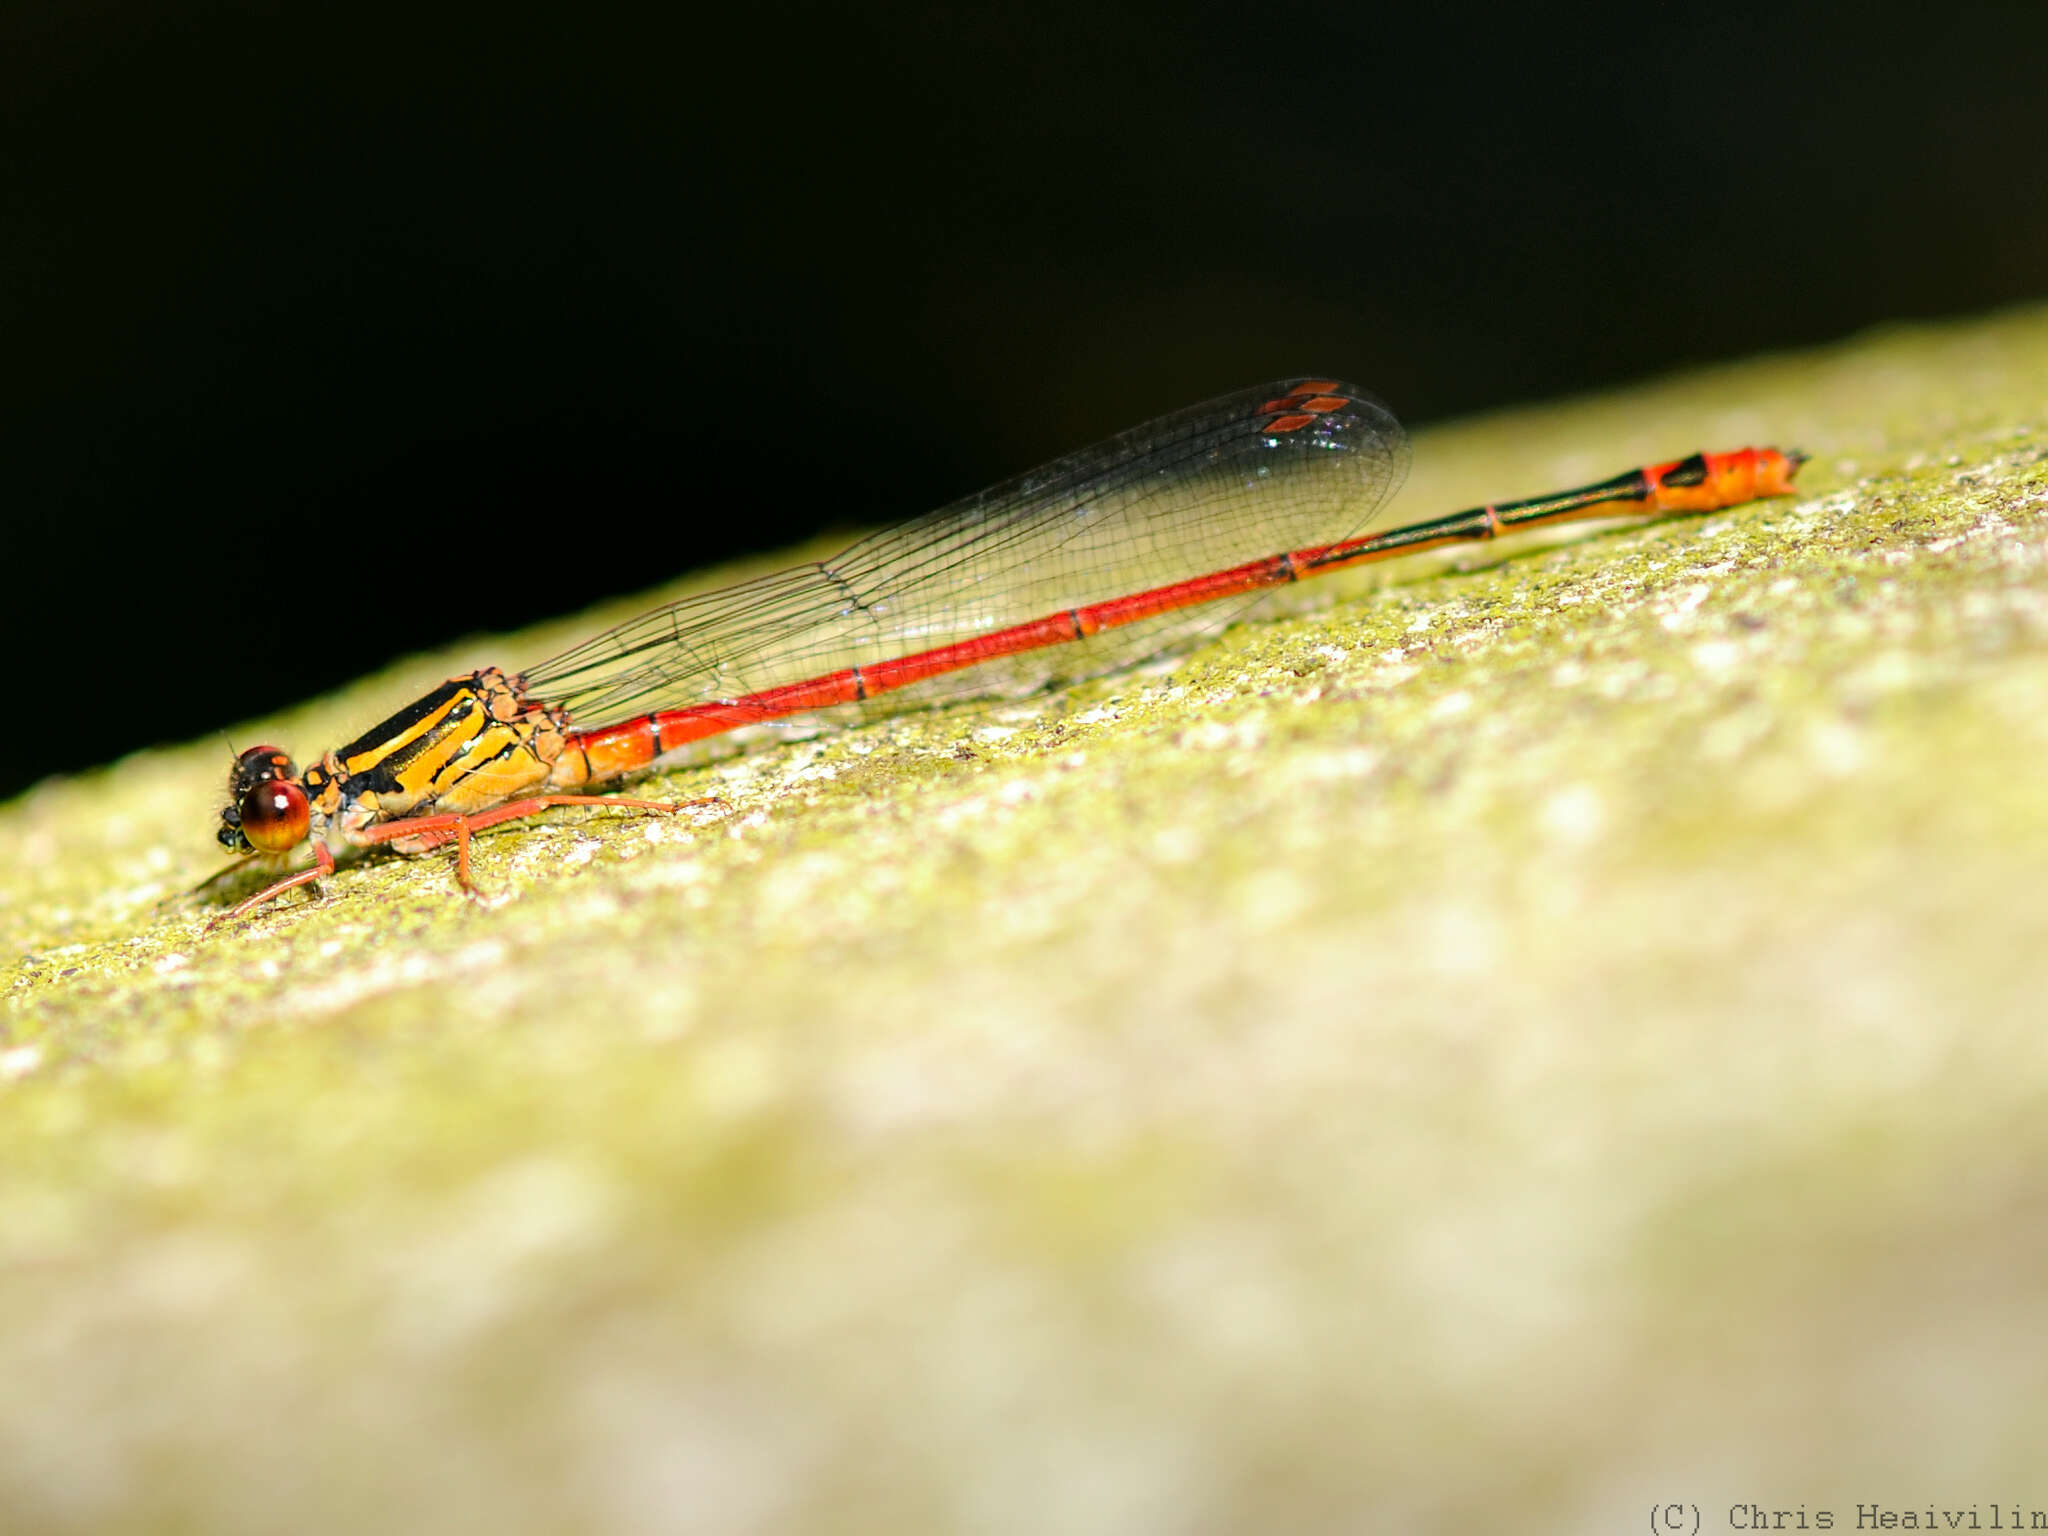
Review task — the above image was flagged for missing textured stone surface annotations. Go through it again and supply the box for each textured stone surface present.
[5,307,2048,1532]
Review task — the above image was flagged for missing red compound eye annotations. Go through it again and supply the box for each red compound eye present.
[238,779,311,853]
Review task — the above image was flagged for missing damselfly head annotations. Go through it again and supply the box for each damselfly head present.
[218,744,309,854]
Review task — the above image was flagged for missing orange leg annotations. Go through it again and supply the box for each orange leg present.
[204,795,721,929]
[354,795,723,896]
[167,849,264,911]
[203,841,336,931]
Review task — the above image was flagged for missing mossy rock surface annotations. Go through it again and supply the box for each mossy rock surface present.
[5,308,2048,1532]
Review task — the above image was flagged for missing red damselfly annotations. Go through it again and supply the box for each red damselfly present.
[205,379,1803,926]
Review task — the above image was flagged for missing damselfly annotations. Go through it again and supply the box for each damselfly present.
[205,379,1803,926]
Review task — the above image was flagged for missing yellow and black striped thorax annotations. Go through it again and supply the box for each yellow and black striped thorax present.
[307,670,562,822]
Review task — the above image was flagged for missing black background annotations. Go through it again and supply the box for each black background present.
[6,1,2047,797]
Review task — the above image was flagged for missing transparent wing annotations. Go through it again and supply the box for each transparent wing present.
[521,379,1408,727]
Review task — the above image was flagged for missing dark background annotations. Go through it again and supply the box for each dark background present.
[6,1,2047,797]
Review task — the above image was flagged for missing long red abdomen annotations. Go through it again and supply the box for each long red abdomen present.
[562,442,1803,786]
